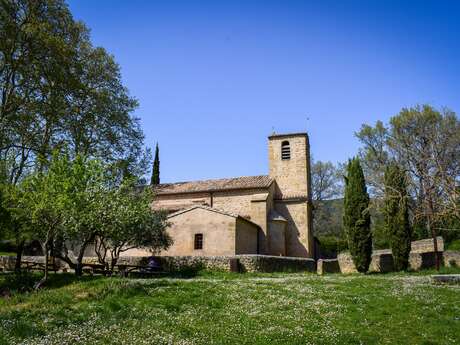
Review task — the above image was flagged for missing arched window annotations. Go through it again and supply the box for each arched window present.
[281,141,290,160]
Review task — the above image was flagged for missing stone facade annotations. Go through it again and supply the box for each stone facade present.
[151,132,314,258]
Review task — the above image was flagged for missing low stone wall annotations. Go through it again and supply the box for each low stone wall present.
[370,252,394,273]
[116,255,316,273]
[337,237,447,274]
[443,251,460,267]
[317,259,340,275]
[237,255,316,273]
[411,236,444,253]
[1,255,316,274]
[0,256,16,271]
[338,251,447,273]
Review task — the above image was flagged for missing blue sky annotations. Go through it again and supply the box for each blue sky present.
[68,0,460,183]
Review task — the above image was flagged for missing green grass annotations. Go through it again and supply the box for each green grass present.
[1,269,460,345]
[0,252,15,256]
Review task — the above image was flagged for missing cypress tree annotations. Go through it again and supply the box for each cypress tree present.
[151,143,160,185]
[383,162,411,271]
[343,157,372,272]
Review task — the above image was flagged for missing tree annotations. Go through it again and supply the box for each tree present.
[0,173,8,241]
[94,180,171,272]
[343,157,372,273]
[150,143,160,185]
[356,105,460,269]
[12,152,70,286]
[1,182,33,271]
[383,162,411,271]
[1,0,147,186]
[51,155,108,276]
[311,160,345,252]
[311,160,342,201]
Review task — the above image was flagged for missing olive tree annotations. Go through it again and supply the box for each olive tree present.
[94,181,172,272]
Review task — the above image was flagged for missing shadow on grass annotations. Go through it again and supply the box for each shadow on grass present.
[0,272,108,294]
[0,267,207,296]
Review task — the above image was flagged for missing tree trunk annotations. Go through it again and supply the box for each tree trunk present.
[44,244,49,281]
[34,242,49,290]
[75,237,93,276]
[14,240,24,272]
[75,263,83,276]
[426,199,441,271]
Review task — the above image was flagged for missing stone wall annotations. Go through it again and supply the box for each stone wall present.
[443,251,460,267]
[411,236,444,253]
[0,255,316,274]
[112,255,316,273]
[0,256,70,272]
[0,256,16,271]
[317,259,340,275]
[338,237,448,273]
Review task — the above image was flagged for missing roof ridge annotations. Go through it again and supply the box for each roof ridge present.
[157,174,271,186]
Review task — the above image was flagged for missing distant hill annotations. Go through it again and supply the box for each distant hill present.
[313,198,344,238]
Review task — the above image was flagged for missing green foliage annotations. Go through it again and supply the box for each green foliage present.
[0,272,41,294]
[383,163,411,271]
[370,206,389,249]
[312,199,343,238]
[356,105,460,237]
[151,143,160,185]
[0,0,147,185]
[446,239,460,251]
[94,180,172,270]
[2,150,171,276]
[317,235,348,255]
[343,157,372,272]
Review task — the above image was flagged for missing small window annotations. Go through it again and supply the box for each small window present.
[194,234,203,250]
[281,141,290,160]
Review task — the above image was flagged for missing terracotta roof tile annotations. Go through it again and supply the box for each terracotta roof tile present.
[154,175,273,195]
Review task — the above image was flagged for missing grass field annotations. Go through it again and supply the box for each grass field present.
[1,269,460,345]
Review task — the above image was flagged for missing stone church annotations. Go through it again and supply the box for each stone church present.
[152,132,314,258]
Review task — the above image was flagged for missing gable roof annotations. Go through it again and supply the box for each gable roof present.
[167,205,261,228]
[154,175,273,195]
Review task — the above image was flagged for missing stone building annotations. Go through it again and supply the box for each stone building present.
[152,132,314,258]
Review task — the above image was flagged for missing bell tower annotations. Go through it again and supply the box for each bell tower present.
[268,133,311,199]
[268,133,314,257]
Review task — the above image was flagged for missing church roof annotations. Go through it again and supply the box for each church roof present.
[154,175,273,195]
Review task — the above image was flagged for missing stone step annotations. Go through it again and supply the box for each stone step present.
[431,274,460,284]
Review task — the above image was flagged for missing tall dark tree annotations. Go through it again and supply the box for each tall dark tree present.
[1,0,147,185]
[343,157,372,273]
[151,143,160,185]
[383,162,411,271]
